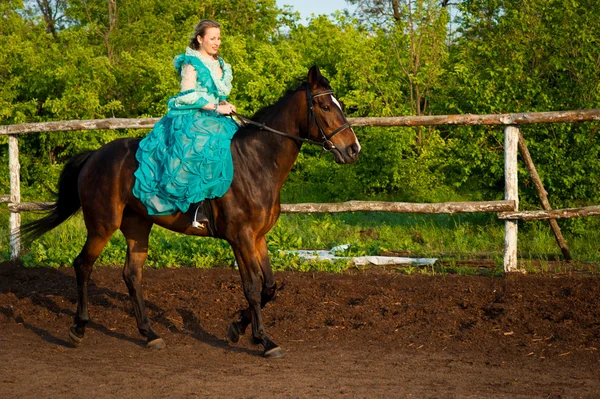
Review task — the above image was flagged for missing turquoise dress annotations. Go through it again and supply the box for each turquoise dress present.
[133,48,239,215]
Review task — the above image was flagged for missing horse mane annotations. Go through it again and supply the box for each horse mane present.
[250,75,332,123]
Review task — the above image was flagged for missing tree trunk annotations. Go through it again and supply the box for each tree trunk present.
[35,0,57,38]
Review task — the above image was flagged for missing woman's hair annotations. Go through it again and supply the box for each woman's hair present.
[189,20,221,50]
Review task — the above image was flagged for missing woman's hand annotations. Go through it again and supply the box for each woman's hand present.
[217,101,236,115]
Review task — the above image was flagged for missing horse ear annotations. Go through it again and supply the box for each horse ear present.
[307,66,322,87]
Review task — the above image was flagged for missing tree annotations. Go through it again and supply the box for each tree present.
[24,0,69,39]
[349,0,453,26]
[3,0,600,210]
[349,0,450,144]
[443,0,600,208]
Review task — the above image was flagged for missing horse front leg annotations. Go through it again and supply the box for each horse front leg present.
[229,233,283,358]
[228,235,277,343]
[227,270,277,345]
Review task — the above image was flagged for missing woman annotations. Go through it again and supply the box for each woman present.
[133,20,239,230]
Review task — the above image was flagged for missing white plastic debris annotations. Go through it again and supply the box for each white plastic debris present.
[281,245,437,267]
[353,256,436,266]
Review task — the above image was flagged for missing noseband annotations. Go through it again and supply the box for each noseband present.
[306,86,352,151]
[232,86,352,152]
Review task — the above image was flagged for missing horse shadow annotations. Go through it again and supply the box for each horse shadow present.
[176,308,263,356]
[0,261,255,354]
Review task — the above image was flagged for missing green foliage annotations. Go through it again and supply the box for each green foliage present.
[445,0,600,207]
[5,0,599,207]
[2,0,600,270]
[4,210,600,273]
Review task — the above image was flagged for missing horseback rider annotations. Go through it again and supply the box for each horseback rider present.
[133,20,238,231]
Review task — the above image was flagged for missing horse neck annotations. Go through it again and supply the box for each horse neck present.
[232,91,306,190]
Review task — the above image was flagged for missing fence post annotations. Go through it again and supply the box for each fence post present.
[504,126,519,272]
[9,135,21,260]
[517,133,572,261]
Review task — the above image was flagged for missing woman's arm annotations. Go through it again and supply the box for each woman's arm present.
[174,64,218,110]
[173,64,234,114]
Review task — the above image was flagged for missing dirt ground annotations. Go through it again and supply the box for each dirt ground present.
[1,261,599,399]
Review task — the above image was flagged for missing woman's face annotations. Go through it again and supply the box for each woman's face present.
[198,27,221,56]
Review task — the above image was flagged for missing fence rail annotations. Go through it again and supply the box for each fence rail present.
[10,200,516,214]
[4,109,600,270]
[1,109,599,135]
[498,205,600,221]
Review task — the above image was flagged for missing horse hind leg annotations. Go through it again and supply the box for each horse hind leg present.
[120,211,164,350]
[68,232,115,346]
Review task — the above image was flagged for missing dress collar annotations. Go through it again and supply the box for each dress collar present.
[184,47,231,96]
[186,47,218,63]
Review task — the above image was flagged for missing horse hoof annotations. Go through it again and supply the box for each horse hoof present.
[146,338,166,350]
[68,327,84,347]
[264,346,285,359]
[228,323,241,343]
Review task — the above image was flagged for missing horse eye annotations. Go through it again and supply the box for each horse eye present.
[323,105,331,111]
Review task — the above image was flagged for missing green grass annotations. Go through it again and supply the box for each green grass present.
[2,206,600,274]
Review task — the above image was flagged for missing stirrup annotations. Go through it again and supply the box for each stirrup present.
[192,204,207,230]
[191,220,206,230]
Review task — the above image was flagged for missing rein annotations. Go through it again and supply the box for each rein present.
[232,112,324,147]
[231,88,352,152]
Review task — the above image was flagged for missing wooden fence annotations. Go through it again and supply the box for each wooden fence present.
[3,109,600,271]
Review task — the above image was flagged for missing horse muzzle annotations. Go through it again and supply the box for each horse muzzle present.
[332,142,361,164]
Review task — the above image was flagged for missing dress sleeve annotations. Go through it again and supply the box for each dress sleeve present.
[172,64,219,109]
[174,64,202,106]
[181,64,197,92]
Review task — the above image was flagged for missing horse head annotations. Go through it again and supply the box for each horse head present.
[305,66,361,164]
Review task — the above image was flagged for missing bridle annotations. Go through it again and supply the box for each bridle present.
[232,86,352,152]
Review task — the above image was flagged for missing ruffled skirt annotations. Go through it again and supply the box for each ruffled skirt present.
[133,110,239,215]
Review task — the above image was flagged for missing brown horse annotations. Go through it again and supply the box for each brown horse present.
[22,66,360,358]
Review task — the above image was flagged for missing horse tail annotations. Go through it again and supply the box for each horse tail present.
[20,150,95,243]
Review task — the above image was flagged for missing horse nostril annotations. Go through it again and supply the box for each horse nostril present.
[350,143,360,156]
